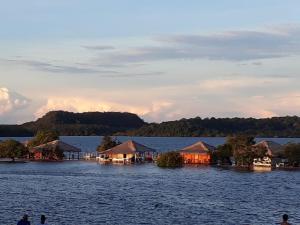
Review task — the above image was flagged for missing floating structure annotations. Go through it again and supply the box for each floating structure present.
[179,141,215,164]
[252,140,284,170]
[30,140,81,160]
[98,140,156,164]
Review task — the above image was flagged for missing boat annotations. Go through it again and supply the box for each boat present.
[96,155,111,163]
[253,157,274,171]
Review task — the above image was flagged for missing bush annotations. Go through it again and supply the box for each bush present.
[157,151,183,168]
[215,143,233,164]
[229,135,256,167]
[27,130,59,147]
[0,139,29,160]
[284,143,300,167]
[97,136,119,153]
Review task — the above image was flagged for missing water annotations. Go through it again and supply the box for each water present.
[0,137,300,225]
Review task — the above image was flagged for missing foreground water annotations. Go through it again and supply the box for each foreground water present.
[0,137,300,225]
[0,162,299,225]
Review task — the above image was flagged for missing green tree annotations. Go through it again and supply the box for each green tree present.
[227,135,256,167]
[252,145,268,159]
[284,143,300,167]
[157,151,183,168]
[97,136,119,153]
[27,130,59,147]
[41,145,64,160]
[215,143,233,164]
[0,139,29,161]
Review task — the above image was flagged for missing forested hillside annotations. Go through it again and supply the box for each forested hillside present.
[0,111,146,136]
[119,116,300,137]
[1,112,300,137]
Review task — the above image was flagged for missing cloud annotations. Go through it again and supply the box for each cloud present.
[99,25,300,63]
[101,71,164,78]
[198,77,288,91]
[82,45,115,51]
[1,58,162,77]
[1,58,118,74]
[0,87,30,116]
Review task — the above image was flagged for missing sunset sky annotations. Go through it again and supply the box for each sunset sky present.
[1,0,300,124]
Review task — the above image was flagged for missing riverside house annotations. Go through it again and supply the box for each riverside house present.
[179,141,215,164]
[98,140,156,164]
[252,140,284,170]
[30,140,81,160]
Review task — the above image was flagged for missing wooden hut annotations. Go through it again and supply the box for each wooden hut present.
[99,140,156,164]
[252,140,284,170]
[179,141,215,164]
[30,140,81,160]
[253,140,284,157]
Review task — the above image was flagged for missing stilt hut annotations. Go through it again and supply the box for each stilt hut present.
[99,140,156,164]
[30,140,81,160]
[179,141,215,164]
[252,140,284,170]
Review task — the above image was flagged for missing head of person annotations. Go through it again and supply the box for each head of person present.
[23,214,29,221]
[41,215,46,224]
[283,214,289,222]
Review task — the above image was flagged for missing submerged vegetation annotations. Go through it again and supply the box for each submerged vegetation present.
[157,151,183,168]
[0,139,29,161]
[284,143,300,167]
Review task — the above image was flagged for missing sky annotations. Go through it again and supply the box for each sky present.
[1,0,300,124]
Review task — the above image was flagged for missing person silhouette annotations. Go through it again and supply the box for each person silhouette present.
[17,214,31,225]
[37,215,48,225]
[281,214,291,225]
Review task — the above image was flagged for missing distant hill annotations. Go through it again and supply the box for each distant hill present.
[118,116,300,138]
[1,112,300,137]
[0,111,146,137]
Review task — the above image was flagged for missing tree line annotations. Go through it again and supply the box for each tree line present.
[122,116,300,137]
[2,112,300,137]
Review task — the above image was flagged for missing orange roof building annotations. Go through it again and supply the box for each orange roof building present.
[179,141,215,164]
[100,140,156,163]
[30,140,81,160]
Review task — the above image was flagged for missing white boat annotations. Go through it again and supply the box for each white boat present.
[253,157,274,171]
[96,155,111,163]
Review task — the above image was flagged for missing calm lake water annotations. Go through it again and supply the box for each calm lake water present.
[0,136,300,225]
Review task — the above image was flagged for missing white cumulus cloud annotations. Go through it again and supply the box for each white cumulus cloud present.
[0,87,30,116]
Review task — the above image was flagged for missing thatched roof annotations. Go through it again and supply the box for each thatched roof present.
[253,140,283,156]
[101,140,156,155]
[31,140,81,153]
[179,141,216,154]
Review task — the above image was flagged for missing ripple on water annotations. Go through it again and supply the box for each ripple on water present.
[0,162,299,225]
